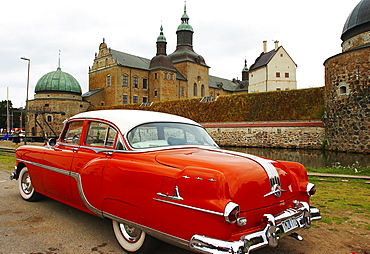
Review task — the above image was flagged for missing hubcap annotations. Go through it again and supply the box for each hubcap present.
[21,172,33,194]
[120,223,142,243]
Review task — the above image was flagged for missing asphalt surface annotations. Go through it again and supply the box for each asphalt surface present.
[0,170,191,254]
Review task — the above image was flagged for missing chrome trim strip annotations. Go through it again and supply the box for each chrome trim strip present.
[17,159,70,177]
[153,198,223,216]
[16,159,103,217]
[157,186,184,201]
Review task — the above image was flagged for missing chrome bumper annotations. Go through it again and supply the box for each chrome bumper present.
[9,166,18,180]
[190,202,321,254]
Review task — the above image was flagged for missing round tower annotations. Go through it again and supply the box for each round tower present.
[27,58,90,138]
[324,0,370,153]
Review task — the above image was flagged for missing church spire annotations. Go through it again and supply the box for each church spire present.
[58,50,61,70]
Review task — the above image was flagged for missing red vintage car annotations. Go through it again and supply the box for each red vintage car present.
[11,109,320,254]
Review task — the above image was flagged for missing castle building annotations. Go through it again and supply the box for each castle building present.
[324,0,370,153]
[84,5,247,107]
[248,41,297,93]
[26,62,90,137]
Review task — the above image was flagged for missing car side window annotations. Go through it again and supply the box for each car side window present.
[61,121,84,144]
[85,121,117,148]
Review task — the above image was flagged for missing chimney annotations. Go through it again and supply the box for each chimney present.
[274,40,279,50]
[263,41,267,53]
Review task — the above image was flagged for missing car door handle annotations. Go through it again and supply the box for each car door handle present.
[104,151,113,156]
[72,148,78,152]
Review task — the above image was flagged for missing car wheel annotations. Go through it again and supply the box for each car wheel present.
[18,167,41,202]
[112,220,159,253]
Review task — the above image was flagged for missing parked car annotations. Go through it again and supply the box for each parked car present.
[11,109,320,254]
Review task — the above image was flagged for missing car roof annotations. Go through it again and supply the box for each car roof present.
[68,109,201,134]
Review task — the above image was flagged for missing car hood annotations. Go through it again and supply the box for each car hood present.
[155,147,296,211]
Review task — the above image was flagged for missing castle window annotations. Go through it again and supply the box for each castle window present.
[106,75,111,87]
[142,97,148,103]
[47,115,53,123]
[44,104,49,107]
[280,54,283,57]
[122,75,128,87]
[285,73,289,78]
[154,90,158,97]
[133,77,138,88]
[122,95,128,104]
[181,87,185,97]
[154,73,158,79]
[340,86,347,94]
[170,73,174,80]
[100,102,105,106]
[133,95,138,103]
[201,85,205,97]
[142,78,148,89]
[276,72,281,78]
[164,73,168,80]
[193,83,197,96]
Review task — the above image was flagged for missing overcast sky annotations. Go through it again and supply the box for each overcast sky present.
[0,0,361,108]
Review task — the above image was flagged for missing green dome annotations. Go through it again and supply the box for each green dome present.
[177,4,194,32]
[157,25,166,42]
[35,67,82,94]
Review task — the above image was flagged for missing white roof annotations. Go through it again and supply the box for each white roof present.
[68,109,201,134]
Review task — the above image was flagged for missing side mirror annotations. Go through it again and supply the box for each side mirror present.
[48,138,57,147]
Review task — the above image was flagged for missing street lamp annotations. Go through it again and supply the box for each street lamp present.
[21,57,30,145]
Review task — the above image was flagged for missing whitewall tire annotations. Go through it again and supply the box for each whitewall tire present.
[112,220,159,253]
[18,167,41,201]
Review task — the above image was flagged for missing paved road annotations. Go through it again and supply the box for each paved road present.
[0,170,192,254]
[2,169,366,254]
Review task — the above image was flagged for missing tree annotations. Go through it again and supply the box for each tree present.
[0,100,22,131]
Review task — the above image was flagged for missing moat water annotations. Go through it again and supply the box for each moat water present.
[223,147,370,169]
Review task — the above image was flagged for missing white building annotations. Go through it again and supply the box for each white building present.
[248,41,297,93]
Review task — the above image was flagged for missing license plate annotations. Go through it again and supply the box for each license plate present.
[281,217,298,232]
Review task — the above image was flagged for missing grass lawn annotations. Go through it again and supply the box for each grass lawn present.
[309,176,370,235]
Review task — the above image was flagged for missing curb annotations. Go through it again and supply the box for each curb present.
[308,172,370,180]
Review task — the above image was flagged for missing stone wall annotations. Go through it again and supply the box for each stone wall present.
[324,45,370,153]
[203,121,325,149]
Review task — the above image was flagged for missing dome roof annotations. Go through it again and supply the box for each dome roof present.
[341,0,370,41]
[177,4,194,32]
[35,67,82,95]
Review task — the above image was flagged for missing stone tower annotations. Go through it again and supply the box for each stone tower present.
[149,25,178,102]
[168,4,210,98]
[324,0,370,153]
[27,59,90,138]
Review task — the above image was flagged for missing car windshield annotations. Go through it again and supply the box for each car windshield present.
[127,122,218,149]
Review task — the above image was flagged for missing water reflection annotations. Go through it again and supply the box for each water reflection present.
[223,147,370,169]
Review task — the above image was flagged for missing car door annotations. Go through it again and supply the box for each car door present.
[42,120,84,202]
[69,120,120,212]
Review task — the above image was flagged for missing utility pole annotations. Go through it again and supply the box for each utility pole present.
[6,87,10,135]
[21,57,30,145]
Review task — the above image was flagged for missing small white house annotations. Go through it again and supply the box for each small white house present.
[248,41,297,93]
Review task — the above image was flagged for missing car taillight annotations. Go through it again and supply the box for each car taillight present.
[306,183,316,197]
[224,202,240,223]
